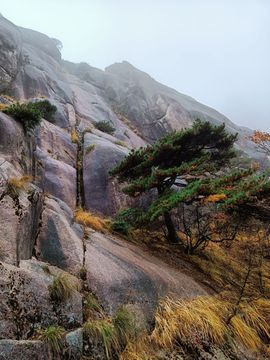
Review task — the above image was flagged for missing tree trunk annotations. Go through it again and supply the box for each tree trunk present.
[164,211,179,244]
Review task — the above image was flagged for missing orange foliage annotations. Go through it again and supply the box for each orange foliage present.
[250,130,270,144]
[205,193,227,203]
[74,209,110,232]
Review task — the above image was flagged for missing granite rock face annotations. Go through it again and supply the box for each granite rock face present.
[0,14,266,359]
[0,340,50,360]
[35,196,84,274]
[84,231,206,321]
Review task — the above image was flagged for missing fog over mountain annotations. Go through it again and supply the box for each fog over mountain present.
[1,0,270,131]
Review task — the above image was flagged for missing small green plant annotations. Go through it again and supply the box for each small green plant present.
[37,326,65,355]
[49,273,80,302]
[85,144,96,155]
[85,293,103,314]
[93,121,115,135]
[83,319,118,359]
[4,102,42,132]
[113,306,135,346]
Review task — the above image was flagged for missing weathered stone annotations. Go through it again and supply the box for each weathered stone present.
[83,133,131,216]
[35,148,76,209]
[36,196,84,275]
[84,232,206,321]
[36,120,77,168]
[66,328,83,359]
[0,340,49,360]
[0,260,83,339]
[0,187,43,265]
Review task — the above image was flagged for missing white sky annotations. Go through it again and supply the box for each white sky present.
[1,0,270,130]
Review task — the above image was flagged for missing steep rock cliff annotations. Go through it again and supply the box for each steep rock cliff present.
[0,14,263,359]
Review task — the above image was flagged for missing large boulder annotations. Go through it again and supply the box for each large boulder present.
[36,120,76,168]
[0,340,49,360]
[84,231,206,322]
[0,187,43,265]
[83,133,131,216]
[36,196,84,275]
[35,149,76,210]
[0,260,82,340]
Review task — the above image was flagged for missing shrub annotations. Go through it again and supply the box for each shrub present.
[3,100,57,132]
[4,102,42,132]
[111,219,131,236]
[7,175,32,197]
[112,208,144,235]
[37,326,66,355]
[33,100,57,121]
[93,121,115,135]
[49,273,80,302]
[74,209,110,232]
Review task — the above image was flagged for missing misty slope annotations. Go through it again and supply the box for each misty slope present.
[0,14,266,360]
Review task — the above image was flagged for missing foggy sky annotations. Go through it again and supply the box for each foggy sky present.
[1,0,270,131]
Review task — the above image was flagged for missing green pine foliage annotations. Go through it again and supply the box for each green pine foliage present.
[93,121,115,134]
[3,100,56,132]
[111,120,270,243]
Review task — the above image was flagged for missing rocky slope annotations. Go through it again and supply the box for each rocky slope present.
[0,14,264,359]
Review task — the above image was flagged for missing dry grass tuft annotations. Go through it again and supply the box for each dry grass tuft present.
[7,175,33,197]
[71,129,79,143]
[152,296,228,348]
[75,209,111,232]
[49,272,81,302]
[0,103,8,111]
[121,295,270,359]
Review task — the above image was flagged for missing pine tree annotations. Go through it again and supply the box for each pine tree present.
[111,120,270,243]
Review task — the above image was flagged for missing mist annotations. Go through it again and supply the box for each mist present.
[1,0,270,130]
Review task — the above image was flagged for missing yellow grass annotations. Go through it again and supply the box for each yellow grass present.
[0,103,7,111]
[71,129,79,143]
[74,209,111,232]
[7,175,33,196]
[121,295,270,359]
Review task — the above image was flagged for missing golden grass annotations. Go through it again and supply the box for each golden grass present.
[152,296,228,348]
[74,209,111,232]
[0,103,7,111]
[7,175,33,196]
[71,129,79,143]
[120,295,270,359]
